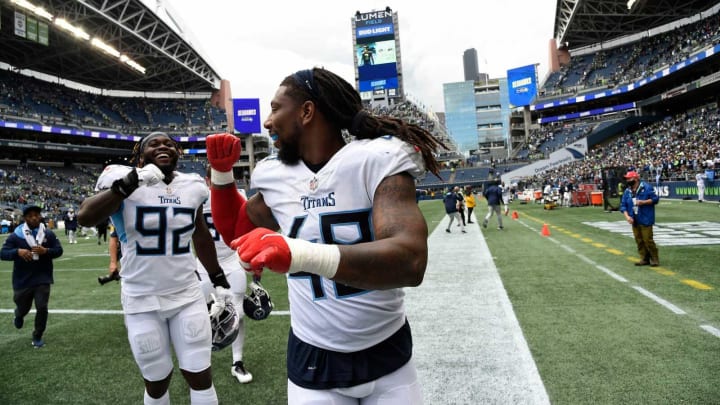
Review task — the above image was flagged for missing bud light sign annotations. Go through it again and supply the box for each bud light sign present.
[506,65,537,107]
[233,98,261,134]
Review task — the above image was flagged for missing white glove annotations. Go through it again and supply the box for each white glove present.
[137,163,164,187]
[209,286,233,318]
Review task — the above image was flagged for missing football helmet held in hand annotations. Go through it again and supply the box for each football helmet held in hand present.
[243,281,273,321]
[209,295,241,351]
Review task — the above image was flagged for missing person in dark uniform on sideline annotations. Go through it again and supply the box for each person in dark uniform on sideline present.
[1,205,64,348]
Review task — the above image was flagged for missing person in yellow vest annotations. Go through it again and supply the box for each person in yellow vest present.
[464,186,477,224]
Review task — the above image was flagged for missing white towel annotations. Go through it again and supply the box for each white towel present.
[23,222,45,261]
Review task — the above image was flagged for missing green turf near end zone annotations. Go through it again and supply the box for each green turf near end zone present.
[0,238,291,405]
[1,201,717,404]
[476,200,720,405]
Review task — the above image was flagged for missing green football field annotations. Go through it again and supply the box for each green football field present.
[1,198,718,404]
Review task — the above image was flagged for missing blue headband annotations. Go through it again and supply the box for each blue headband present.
[291,69,319,100]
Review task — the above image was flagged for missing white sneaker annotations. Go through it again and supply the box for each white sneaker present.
[231,361,252,383]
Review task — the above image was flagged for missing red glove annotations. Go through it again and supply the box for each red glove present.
[206,133,241,172]
[207,134,253,246]
[231,228,340,279]
[231,228,292,276]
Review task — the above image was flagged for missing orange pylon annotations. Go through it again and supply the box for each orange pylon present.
[512,211,519,220]
[541,223,551,236]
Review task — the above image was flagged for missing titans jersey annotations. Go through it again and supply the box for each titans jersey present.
[251,136,425,353]
[96,165,208,297]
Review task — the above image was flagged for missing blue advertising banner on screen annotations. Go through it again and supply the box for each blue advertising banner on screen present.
[233,98,261,134]
[358,62,398,80]
[506,64,537,107]
[359,77,399,92]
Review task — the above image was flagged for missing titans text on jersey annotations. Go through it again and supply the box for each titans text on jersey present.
[300,192,336,211]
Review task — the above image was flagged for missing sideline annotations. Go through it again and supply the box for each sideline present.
[516,218,720,339]
[405,214,550,404]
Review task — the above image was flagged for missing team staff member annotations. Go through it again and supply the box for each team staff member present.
[1,205,63,348]
[482,180,504,230]
[207,67,445,404]
[464,186,476,223]
[696,171,707,202]
[0,205,63,348]
[78,132,230,405]
[444,186,465,233]
[620,170,660,267]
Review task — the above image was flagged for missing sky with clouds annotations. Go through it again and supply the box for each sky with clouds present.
[155,0,557,120]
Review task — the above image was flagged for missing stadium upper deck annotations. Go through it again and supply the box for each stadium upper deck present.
[0,0,278,173]
[554,0,718,51]
[0,0,221,92]
[507,1,720,182]
[541,1,720,102]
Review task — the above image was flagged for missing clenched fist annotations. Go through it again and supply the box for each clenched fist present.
[206,133,241,172]
[231,228,340,279]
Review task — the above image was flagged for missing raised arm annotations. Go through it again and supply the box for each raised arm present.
[207,133,277,246]
[78,189,124,227]
[78,164,164,227]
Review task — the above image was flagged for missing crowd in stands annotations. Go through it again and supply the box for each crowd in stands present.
[368,100,458,154]
[518,12,720,161]
[0,69,226,136]
[518,121,595,160]
[521,107,720,189]
[541,12,720,99]
[0,164,97,227]
[3,105,717,224]
[0,94,465,224]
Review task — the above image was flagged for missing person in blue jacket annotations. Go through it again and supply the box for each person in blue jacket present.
[619,171,660,267]
[482,179,505,230]
[1,205,63,348]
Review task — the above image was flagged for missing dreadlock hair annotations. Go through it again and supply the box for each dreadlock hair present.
[281,67,447,177]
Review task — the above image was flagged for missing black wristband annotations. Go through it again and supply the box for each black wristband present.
[210,272,230,289]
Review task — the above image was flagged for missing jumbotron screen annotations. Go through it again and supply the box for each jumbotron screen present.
[354,10,399,97]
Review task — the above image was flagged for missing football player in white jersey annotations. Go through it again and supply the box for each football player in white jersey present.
[206,67,446,405]
[196,169,252,384]
[78,132,230,405]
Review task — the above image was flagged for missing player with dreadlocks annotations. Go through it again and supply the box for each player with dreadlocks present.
[206,67,447,404]
[78,132,231,405]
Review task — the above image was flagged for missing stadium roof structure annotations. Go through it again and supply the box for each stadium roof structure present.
[0,0,221,92]
[554,0,720,50]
